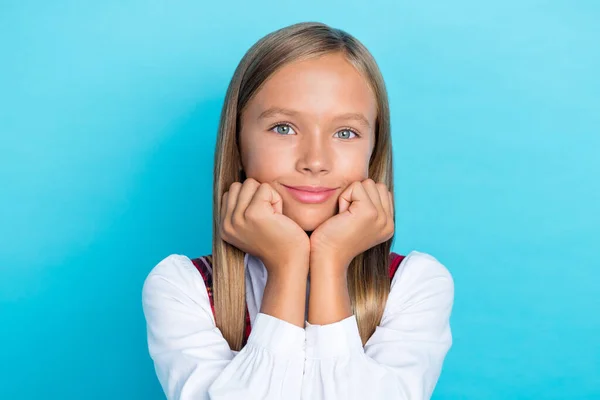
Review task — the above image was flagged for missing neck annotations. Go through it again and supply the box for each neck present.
[305,231,312,282]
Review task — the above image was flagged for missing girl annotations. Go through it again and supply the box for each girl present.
[142,21,454,400]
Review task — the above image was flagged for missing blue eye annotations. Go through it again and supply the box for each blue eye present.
[270,123,359,139]
[335,129,358,139]
[271,123,296,135]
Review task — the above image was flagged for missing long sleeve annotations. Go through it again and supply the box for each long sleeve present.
[142,254,306,400]
[301,251,454,400]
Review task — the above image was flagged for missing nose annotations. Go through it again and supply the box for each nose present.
[295,131,331,175]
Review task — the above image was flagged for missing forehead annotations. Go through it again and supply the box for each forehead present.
[245,52,377,125]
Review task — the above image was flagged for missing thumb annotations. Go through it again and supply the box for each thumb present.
[269,185,283,214]
[338,181,370,214]
[338,182,355,214]
[252,183,283,214]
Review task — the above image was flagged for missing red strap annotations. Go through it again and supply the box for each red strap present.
[191,256,215,317]
[389,252,405,279]
[191,256,252,347]
[193,253,405,347]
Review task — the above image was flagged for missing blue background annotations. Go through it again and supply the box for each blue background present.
[1,1,598,399]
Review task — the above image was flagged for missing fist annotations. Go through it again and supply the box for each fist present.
[310,179,394,271]
[219,178,310,273]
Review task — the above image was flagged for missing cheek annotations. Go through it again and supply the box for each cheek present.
[242,145,291,181]
[335,148,371,183]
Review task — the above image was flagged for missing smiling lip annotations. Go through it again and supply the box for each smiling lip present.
[282,185,337,204]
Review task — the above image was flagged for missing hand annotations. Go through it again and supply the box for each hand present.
[220,178,310,276]
[309,179,395,274]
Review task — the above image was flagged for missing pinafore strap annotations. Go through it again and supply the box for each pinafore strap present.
[191,252,405,346]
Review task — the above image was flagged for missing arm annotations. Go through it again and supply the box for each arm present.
[303,252,454,400]
[260,254,310,328]
[142,254,307,400]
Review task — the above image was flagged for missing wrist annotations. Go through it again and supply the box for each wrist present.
[309,252,350,277]
[263,253,309,279]
[307,288,352,325]
[260,259,308,328]
[307,263,352,325]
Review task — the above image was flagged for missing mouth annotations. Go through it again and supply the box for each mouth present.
[281,184,338,204]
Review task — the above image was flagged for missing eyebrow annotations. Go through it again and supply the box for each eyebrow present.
[258,107,372,129]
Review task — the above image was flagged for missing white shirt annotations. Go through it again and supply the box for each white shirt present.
[142,250,454,400]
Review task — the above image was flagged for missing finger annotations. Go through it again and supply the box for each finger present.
[226,182,242,226]
[220,191,229,226]
[247,182,283,215]
[376,183,392,219]
[270,185,283,214]
[338,183,351,214]
[233,178,261,221]
[363,179,385,217]
[338,181,372,214]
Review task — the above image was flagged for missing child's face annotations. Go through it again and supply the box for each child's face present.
[239,52,377,232]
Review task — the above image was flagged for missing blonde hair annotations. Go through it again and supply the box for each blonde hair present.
[212,22,395,351]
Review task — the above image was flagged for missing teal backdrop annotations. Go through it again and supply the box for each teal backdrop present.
[1,1,598,399]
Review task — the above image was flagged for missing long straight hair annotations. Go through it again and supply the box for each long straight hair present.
[212,22,394,351]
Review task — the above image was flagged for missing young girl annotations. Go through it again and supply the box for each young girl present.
[142,21,454,400]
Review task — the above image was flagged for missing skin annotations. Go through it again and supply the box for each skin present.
[220,52,394,328]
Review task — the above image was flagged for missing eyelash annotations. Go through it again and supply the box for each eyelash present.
[268,122,361,139]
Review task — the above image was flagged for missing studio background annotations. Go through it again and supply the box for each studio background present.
[1,1,598,399]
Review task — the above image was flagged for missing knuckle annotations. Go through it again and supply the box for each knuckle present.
[256,183,272,197]
[231,214,244,228]
[387,228,395,240]
[220,223,232,239]
[366,207,378,220]
[386,221,395,237]
[257,183,272,195]
[244,206,261,221]
[386,218,394,230]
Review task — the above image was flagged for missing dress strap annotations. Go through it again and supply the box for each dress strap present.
[192,252,406,348]
[191,256,215,316]
[388,252,406,279]
[191,255,252,347]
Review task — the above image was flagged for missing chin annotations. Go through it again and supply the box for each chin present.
[296,218,325,232]
[284,208,335,232]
